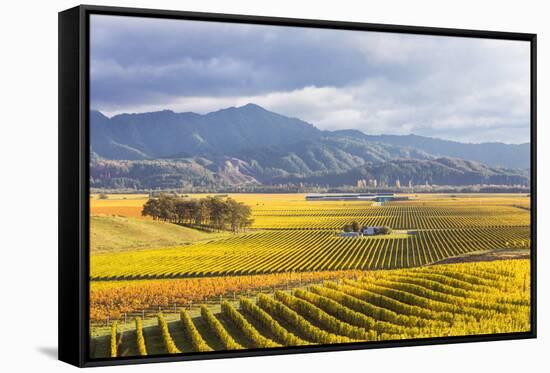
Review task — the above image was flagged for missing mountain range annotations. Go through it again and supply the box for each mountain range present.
[90,103,530,190]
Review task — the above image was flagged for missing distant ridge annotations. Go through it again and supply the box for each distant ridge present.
[91,103,320,159]
[362,133,530,169]
[90,104,530,190]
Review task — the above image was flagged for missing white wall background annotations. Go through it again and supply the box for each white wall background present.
[0,0,546,371]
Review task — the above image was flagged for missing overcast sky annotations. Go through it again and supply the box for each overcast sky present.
[90,15,531,144]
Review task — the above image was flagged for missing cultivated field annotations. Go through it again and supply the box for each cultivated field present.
[90,193,530,279]
[93,260,530,358]
[91,226,529,280]
[89,193,531,358]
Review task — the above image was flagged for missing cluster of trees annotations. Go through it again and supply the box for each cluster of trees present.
[141,194,253,232]
[342,221,362,233]
[342,221,392,235]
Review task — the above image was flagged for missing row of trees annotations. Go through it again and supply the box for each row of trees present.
[142,194,253,232]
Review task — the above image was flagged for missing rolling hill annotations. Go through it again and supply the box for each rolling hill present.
[90,215,230,253]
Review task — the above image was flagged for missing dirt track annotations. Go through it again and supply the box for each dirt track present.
[432,248,530,265]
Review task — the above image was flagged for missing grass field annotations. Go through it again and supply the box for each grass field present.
[91,215,230,252]
[91,259,530,358]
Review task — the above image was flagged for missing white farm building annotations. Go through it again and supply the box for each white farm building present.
[362,226,384,236]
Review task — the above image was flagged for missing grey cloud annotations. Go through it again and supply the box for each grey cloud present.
[90,14,530,144]
[90,15,373,104]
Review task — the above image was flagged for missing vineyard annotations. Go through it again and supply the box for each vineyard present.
[90,194,530,231]
[92,259,531,358]
[90,193,531,357]
[90,269,367,321]
[251,203,529,230]
[90,194,530,280]
[91,226,529,280]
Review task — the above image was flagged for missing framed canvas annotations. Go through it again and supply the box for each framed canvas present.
[58,4,537,367]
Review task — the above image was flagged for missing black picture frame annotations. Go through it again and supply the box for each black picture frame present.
[58,4,537,368]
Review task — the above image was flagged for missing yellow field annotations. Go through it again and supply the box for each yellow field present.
[90,226,529,280]
[93,259,530,358]
[90,193,530,229]
[90,193,377,220]
[90,193,530,331]
[90,269,366,321]
[90,193,530,280]
[91,195,150,219]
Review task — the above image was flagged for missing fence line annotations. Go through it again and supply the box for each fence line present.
[92,275,352,327]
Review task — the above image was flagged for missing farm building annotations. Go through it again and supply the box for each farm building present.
[338,226,389,237]
[362,226,384,236]
[374,195,394,203]
[306,193,396,201]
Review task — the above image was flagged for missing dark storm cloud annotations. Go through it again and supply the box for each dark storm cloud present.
[90,15,530,144]
[90,16,379,103]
